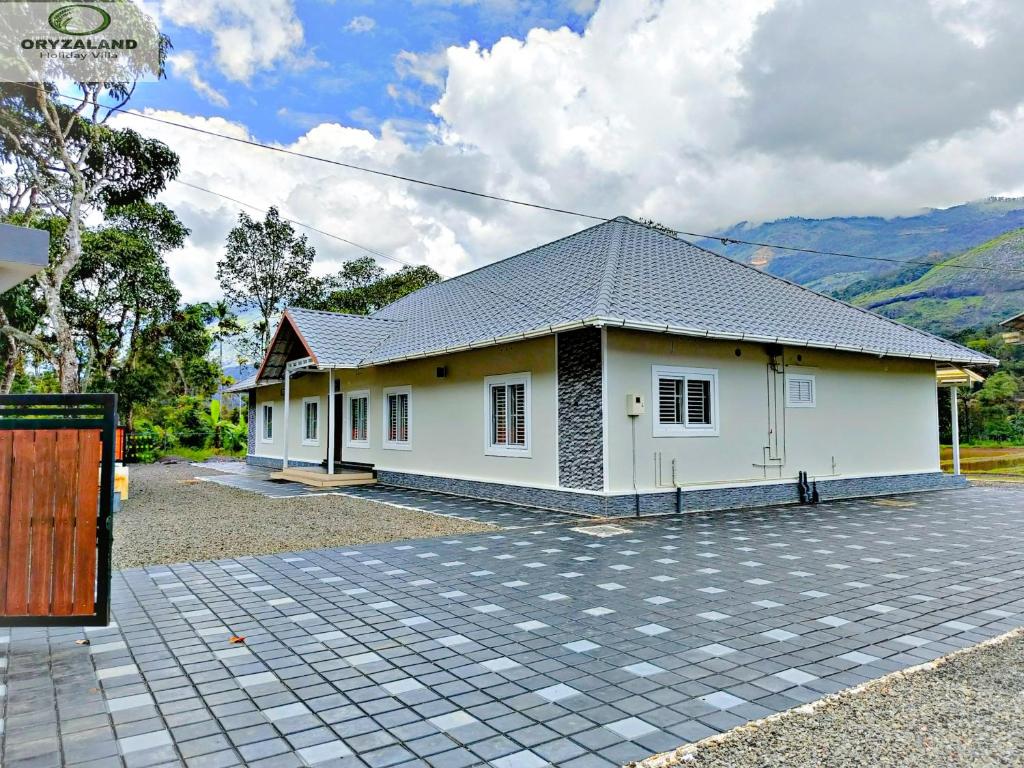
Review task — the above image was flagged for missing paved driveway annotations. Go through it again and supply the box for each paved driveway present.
[3,486,1024,768]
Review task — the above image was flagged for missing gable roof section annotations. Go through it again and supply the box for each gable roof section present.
[257,217,996,377]
[258,307,400,378]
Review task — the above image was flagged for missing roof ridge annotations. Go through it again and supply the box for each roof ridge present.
[592,218,627,316]
[411,216,619,291]
[287,306,404,323]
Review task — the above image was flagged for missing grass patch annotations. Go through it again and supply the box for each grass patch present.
[157,446,245,463]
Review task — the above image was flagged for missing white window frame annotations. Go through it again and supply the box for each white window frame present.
[785,373,816,408]
[260,402,275,443]
[345,390,370,449]
[652,365,720,437]
[382,385,412,451]
[484,372,532,458]
[301,396,321,446]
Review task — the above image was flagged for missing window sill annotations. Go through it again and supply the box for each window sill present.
[346,440,370,450]
[383,442,412,451]
[786,402,815,409]
[653,428,719,438]
[302,439,321,447]
[485,446,532,458]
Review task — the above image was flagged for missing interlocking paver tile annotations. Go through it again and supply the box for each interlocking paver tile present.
[5,486,1024,767]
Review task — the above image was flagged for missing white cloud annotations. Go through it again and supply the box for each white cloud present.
[155,0,308,83]
[125,0,1024,303]
[345,15,376,33]
[168,52,229,106]
[737,0,1024,163]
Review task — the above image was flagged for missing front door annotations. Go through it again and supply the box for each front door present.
[333,391,344,465]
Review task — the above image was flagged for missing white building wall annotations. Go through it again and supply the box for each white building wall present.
[251,336,559,488]
[604,328,940,493]
[250,372,331,465]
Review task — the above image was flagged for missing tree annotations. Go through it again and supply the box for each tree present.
[294,256,441,315]
[64,202,188,388]
[113,303,219,427]
[0,278,44,393]
[0,76,179,391]
[217,207,315,360]
[234,318,269,370]
[210,299,242,400]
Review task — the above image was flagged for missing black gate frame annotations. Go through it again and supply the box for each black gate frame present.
[0,393,117,627]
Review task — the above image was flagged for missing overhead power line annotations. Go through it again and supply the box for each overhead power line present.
[175,178,566,320]
[67,92,1024,277]
[172,179,431,273]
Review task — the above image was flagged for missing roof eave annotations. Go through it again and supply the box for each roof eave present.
[588,316,999,367]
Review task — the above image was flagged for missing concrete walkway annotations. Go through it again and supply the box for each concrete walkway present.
[2,486,1023,768]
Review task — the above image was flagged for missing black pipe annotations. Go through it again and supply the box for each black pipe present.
[676,486,682,514]
[811,481,820,504]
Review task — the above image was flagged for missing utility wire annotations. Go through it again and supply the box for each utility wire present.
[175,178,565,320]
[172,179,432,273]
[70,92,1024,277]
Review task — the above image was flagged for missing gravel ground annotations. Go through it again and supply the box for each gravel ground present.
[112,461,493,569]
[635,629,1024,768]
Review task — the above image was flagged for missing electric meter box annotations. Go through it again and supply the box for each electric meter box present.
[626,393,645,416]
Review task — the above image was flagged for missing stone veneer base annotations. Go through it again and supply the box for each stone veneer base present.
[246,455,322,470]
[373,469,969,517]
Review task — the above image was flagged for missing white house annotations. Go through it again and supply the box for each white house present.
[229,217,996,515]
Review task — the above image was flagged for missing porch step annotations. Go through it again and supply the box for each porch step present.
[270,468,376,488]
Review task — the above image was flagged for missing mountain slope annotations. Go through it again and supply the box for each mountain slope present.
[701,197,1024,291]
[850,229,1024,334]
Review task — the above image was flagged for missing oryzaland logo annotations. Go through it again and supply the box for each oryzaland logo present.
[47,4,112,36]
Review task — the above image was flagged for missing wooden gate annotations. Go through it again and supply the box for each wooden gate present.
[0,394,116,626]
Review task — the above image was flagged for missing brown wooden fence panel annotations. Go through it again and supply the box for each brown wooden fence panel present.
[0,431,11,615]
[6,430,35,615]
[0,394,116,626]
[72,430,102,616]
[28,430,57,615]
[52,430,81,616]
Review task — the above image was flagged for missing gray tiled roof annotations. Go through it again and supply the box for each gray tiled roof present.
[285,307,398,365]
[268,217,996,371]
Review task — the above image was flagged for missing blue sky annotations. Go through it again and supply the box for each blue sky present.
[134,1,594,144]
[127,1,1024,305]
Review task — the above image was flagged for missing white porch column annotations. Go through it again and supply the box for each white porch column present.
[950,385,960,476]
[327,369,335,475]
[282,368,291,470]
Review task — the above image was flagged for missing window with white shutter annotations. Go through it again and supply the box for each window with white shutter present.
[785,373,816,408]
[484,373,532,457]
[652,366,719,437]
[382,386,412,450]
[302,397,320,445]
[346,391,369,448]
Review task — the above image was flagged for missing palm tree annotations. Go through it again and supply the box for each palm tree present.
[211,300,242,407]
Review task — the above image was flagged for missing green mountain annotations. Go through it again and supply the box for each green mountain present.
[847,229,1024,335]
[703,197,1024,293]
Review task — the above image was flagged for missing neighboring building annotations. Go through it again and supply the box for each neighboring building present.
[228,217,997,516]
[1000,311,1024,344]
[0,223,49,292]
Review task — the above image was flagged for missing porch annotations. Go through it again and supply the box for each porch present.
[270,465,376,488]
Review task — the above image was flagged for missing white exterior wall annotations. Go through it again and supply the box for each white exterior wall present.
[605,328,940,493]
[251,336,559,488]
[250,372,331,465]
